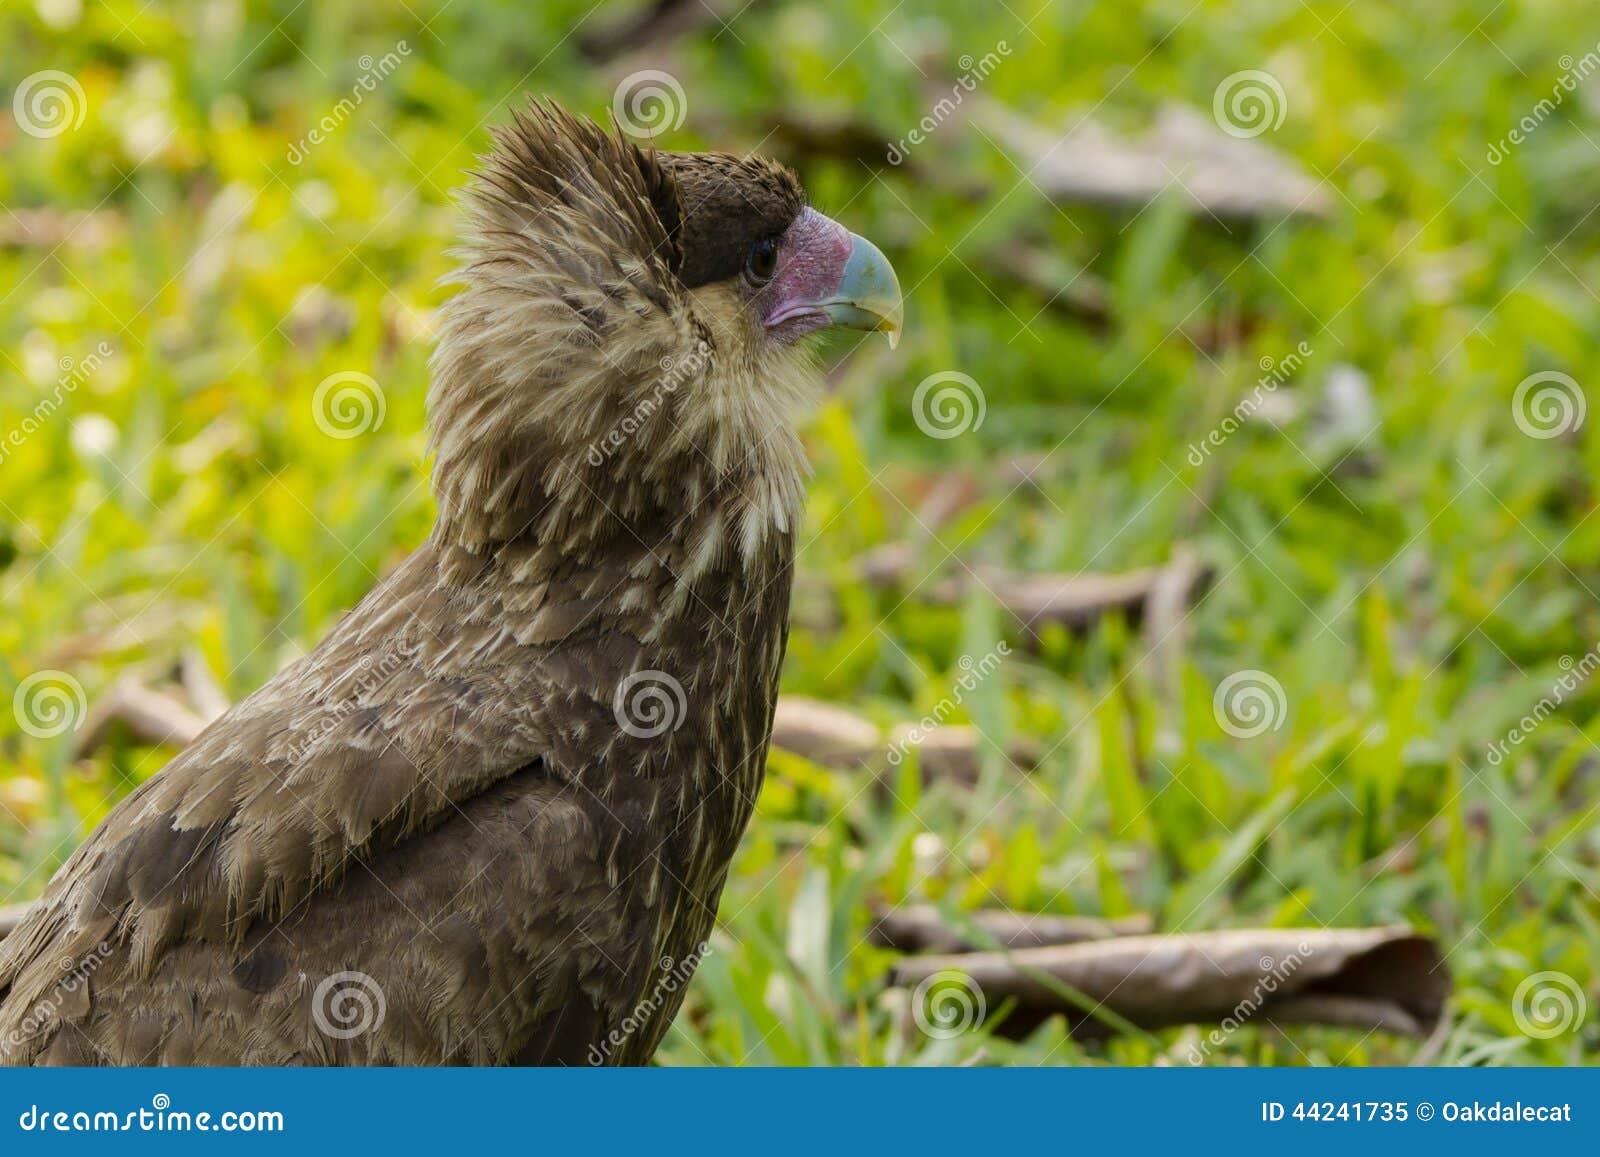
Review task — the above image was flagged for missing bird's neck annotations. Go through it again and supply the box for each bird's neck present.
[417,467,797,902]
[431,456,802,642]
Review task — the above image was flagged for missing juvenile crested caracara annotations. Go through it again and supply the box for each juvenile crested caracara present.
[0,100,901,1065]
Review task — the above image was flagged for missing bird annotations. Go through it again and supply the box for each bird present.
[0,99,901,1066]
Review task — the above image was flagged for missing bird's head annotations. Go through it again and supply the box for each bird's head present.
[427,101,902,556]
[657,151,902,353]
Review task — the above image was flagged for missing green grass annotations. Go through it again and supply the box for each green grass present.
[2,0,1598,1065]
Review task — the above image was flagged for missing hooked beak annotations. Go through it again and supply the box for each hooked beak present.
[763,209,904,349]
[819,233,903,349]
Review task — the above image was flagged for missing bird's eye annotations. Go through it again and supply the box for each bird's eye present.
[745,236,779,286]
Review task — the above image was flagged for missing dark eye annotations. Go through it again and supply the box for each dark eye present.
[745,236,779,285]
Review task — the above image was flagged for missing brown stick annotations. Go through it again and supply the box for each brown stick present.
[858,549,1212,635]
[178,649,231,724]
[770,698,1036,781]
[770,697,883,768]
[969,566,1174,630]
[1142,543,1207,741]
[71,677,209,760]
[0,208,123,249]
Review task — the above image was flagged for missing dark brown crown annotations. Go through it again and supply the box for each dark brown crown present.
[658,152,806,288]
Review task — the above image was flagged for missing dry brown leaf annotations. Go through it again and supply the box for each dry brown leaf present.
[892,926,1449,1039]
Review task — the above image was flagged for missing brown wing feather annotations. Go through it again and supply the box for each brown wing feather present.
[11,768,662,1065]
[0,546,506,972]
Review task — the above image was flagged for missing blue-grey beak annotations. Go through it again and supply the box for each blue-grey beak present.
[819,233,903,349]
